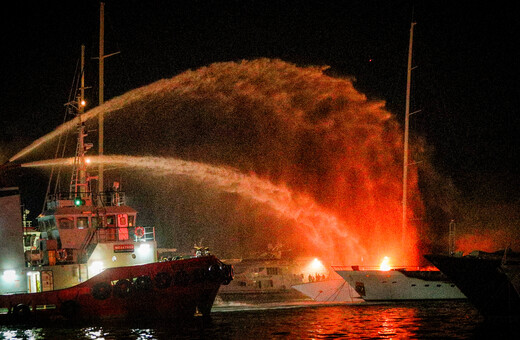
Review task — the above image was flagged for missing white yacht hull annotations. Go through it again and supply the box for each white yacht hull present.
[335,269,466,301]
[292,279,362,302]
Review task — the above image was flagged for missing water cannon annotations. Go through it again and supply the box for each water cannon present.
[0,160,21,173]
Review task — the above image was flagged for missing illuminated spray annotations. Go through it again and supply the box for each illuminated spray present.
[13,59,423,265]
[8,79,176,162]
[22,155,367,263]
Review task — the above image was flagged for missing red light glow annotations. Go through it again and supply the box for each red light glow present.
[17,60,425,265]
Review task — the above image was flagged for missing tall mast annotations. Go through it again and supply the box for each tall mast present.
[69,44,92,199]
[78,44,87,196]
[98,2,105,195]
[402,21,416,246]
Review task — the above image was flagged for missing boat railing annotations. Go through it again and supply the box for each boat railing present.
[92,226,155,243]
[45,191,126,207]
[96,191,126,206]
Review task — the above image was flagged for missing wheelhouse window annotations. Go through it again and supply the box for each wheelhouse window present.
[77,217,89,229]
[128,215,135,227]
[24,234,36,247]
[267,267,280,275]
[106,215,116,227]
[38,218,56,232]
[58,217,74,229]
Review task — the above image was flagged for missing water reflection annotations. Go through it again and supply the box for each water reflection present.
[84,327,104,340]
[0,301,511,339]
[376,308,415,338]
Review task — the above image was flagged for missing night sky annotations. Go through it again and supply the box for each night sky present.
[1,1,519,246]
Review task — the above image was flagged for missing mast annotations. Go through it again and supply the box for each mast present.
[402,21,416,246]
[78,43,87,196]
[98,2,105,196]
[97,2,119,197]
[70,45,90,198]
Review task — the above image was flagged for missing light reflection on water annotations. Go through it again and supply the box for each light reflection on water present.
[1,301,518,339]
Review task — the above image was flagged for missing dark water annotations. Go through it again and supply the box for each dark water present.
[1,301,518,339]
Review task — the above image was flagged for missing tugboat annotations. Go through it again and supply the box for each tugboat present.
[0,103,233,324]
[0,4,232,323]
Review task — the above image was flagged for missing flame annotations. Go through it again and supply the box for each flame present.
[379,256,391,271]
[310,258,325,272]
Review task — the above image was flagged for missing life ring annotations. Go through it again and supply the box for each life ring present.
[60,300,81,319]
[57,249,68,262]
[91,282,112,300]
[134,275,152,291]
[154,272,172,289]
[135,227,145,238]
[113,279,133,298]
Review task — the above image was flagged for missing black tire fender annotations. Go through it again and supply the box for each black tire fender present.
[222,264,234,285]
[207,264,223,282]
[91,282,112,300]
[13,304,31,319]
[113,279,133,298]
[134,275,153,291]
[154,272,172,289]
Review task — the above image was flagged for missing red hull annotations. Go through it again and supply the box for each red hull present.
[1,255,232,323]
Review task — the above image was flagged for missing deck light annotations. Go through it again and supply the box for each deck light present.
[138,243,151,255]
[3,270,16,282]
[89,261,104,276]
[379,256,391,271]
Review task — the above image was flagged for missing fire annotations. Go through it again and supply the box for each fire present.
[379,256,391,271]
[310,258,325,272]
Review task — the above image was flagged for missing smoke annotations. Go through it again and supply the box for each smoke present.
[15,59,426,265]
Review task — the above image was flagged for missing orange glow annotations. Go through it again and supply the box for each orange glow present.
[455,229,515,254]
[310,258,325,271]
[15,60,425,265]
[379,256,391,271]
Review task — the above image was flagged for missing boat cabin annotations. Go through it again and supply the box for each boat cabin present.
[2,188,157,294]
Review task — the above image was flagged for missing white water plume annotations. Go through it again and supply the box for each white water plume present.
[22,154,367,262]
[9,79,176,162]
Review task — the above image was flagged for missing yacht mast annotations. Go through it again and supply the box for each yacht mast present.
[402,21,416,246]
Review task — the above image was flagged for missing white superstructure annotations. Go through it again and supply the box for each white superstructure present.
[334,267,466,301]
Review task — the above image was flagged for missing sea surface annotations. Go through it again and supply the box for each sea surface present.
[1,300,518,339]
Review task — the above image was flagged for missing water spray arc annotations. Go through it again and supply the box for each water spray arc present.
[11,59,424,265]
[22,155,367,263]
